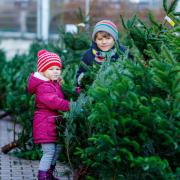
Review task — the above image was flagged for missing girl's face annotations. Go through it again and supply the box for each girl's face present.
[43,66,61,81]
[95,32,115,52]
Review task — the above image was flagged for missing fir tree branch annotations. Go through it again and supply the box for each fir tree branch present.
[120,15,128,30]
[145,44,161,61]
[127,15,137,28]
[161,44,176,64]
[168,0,179,14]
[137,18,148,29]
[148,12,160,28]
[163,0,168,13]
[174,12,180,16]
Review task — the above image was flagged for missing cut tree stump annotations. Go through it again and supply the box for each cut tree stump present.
[1,140,19,154]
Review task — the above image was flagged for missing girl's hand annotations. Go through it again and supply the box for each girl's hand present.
[57,76,64,85]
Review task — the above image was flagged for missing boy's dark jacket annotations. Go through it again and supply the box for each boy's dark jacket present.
[76,42,133,85]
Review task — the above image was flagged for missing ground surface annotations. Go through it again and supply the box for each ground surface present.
[0,113,72,180]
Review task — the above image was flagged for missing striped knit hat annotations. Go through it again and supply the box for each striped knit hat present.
[92,20,119,41]
[37,49,62,72]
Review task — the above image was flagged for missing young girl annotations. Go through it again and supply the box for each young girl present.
[28,49,70,180]
[76,19,132,92]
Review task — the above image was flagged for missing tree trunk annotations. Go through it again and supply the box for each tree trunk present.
[1,140,19,154]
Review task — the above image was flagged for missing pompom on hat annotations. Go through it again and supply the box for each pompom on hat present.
[92,20,119,41]
[37,49,62,72]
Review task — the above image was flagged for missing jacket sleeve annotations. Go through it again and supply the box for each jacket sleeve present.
[37,84,70,111]
[76,49,94,86]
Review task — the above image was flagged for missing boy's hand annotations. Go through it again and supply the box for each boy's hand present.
[75,86,81,94]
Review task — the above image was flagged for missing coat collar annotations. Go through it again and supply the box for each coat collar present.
[34,72,49,81]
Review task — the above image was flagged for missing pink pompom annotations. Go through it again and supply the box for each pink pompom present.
[38,49,47,57]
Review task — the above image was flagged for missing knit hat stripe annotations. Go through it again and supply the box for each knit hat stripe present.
[96,20,117,30]
[38,54,59,62]
[37,49,62,72]
[38,59,61,71]
[92,20,119,41]
[38,61,61,72]
[38,56,61,66]
[95,24,118,34]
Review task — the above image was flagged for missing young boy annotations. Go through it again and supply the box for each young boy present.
[76,19,131,91]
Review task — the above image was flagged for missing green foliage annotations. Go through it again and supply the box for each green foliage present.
[0,45,39,158]
[12,146,42,160]
[62,29,179,177]
[0,49,7,108]
[120,0,180,63]
[59,30,91,99]
[61,2,180,179]
[59,30,90,66]
[0,2,179,179]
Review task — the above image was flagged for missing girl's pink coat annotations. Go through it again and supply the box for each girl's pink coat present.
[27,73,70,144]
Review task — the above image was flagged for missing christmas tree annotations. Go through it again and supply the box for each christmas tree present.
[61,0,180,179]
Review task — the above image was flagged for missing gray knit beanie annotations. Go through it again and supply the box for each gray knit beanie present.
[92,20,119,41]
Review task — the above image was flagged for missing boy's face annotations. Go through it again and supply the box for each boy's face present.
[43,66,61,81]
[95,32,115,52]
